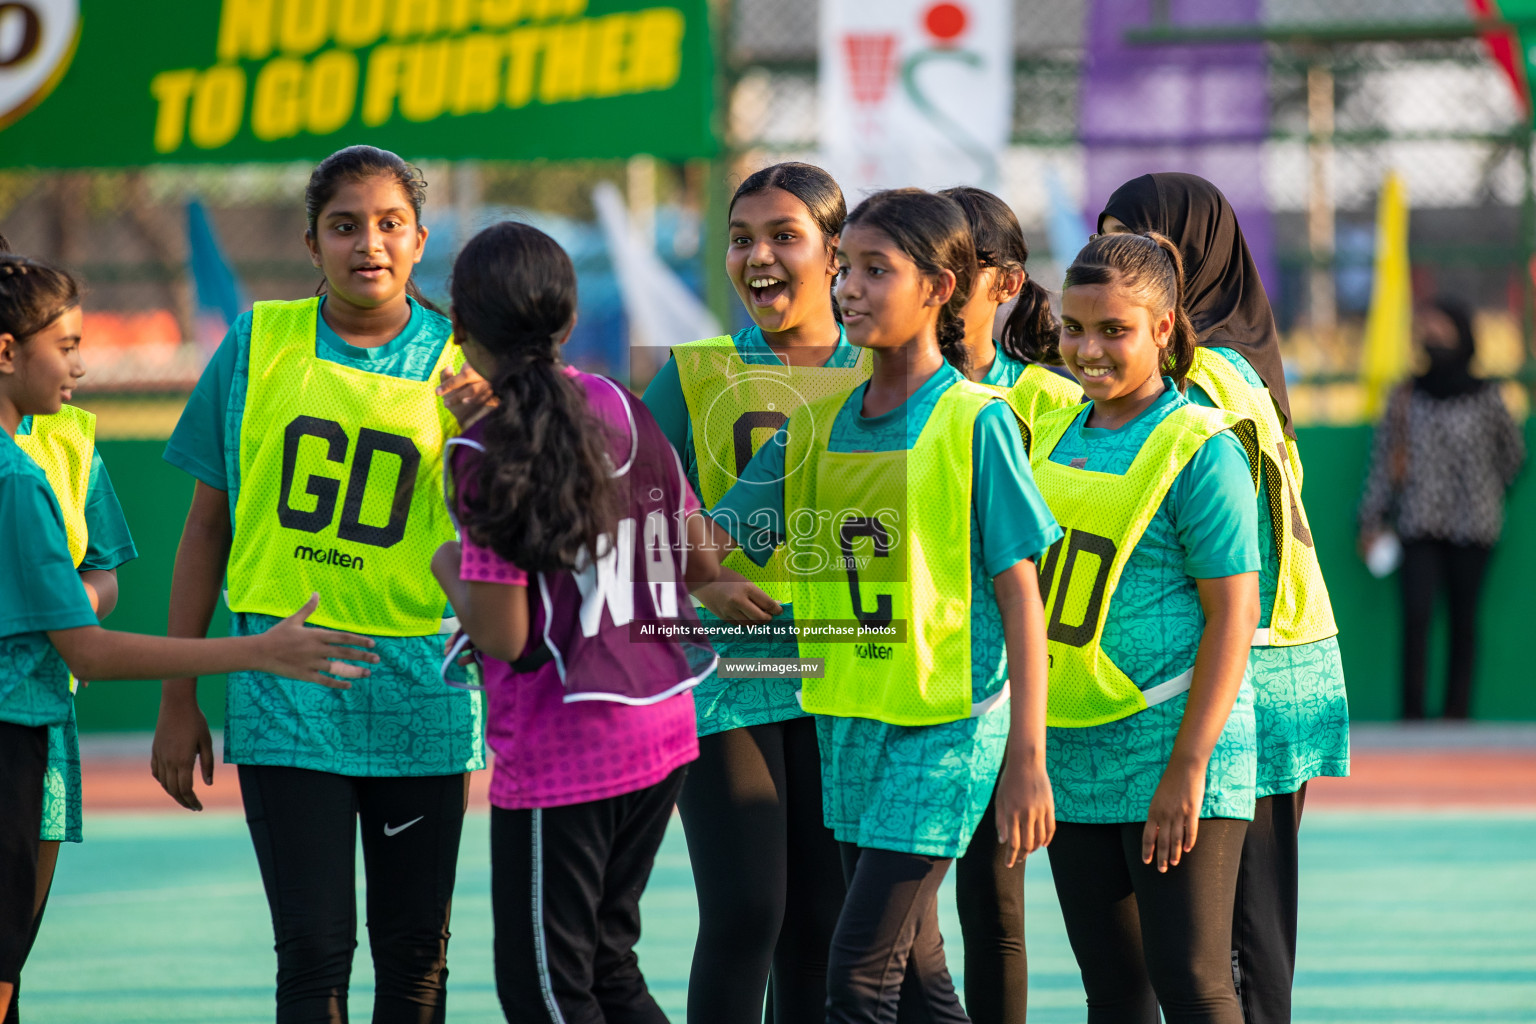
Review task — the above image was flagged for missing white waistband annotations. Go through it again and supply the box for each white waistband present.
[1140,667,1194,707]
[1252,627,1271,647]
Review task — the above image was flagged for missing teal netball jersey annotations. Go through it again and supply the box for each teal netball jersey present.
[1188,347,1349,798]
[978,345,1026,387]
[712,361,1062,857]
[18,416,139,844]
[643,325,864,738]
[1044,382,1260,824]
[0,432,98,727]
[165,298,485,777]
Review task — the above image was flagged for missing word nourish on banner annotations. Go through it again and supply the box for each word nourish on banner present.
[150,0,688,152]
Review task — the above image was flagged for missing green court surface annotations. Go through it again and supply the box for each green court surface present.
[22,811,1536,1023]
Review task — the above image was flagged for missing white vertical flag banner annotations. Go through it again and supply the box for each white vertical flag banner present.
[820,0,1013,200]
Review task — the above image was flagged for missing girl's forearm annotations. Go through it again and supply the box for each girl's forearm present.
[995,561,1048,764]
[1170,575,1260,769]
[164,482,234,705]
[49,626,268,683]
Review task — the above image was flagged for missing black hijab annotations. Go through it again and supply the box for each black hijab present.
[1098,172,1294,437]
[1414,297,1484,400]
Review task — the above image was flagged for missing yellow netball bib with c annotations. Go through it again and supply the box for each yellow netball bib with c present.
[1186,348,1337,646]
[674,335,872,602]
[17,405,94,568]
[1030,402,1259,727]
[226,298,460,636]
[785,380,1001,726]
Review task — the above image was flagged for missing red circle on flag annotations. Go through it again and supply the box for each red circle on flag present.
[924,3,968,41]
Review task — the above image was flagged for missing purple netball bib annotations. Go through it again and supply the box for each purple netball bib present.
[447,374,715,705]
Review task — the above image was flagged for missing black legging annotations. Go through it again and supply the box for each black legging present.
[1399,540,1492,719]
[955,784,1025,1024]
[1232,786,1306,1024]
[238,765,469,1024]
[829,844,967,1024]
[1047,819,1248,1024]
[676,717,845,1024]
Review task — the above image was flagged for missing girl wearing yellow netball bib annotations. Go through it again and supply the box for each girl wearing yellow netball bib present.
[0,254,371,1023]
[939,185,1082,1024]
[642,162,864,1023]
[152,146,484,1022]
[709,188,1059,1023]
[1098,174,1348,1024]
[1035,232,1259,1023]
[9,399,137,1024]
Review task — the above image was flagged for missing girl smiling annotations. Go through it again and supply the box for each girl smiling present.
[707,188,1059,1023]
[642,162,866,1023]
[1032,231,1260,1022]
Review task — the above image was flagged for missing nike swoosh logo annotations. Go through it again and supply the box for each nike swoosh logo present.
[383,816,424,837]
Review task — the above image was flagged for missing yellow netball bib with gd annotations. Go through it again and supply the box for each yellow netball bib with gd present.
[785,380,1000,726]
[1030,402,1259,727]
[226,298,460,636]
[980,363,1083,454]
[1186,348,1337,646]
[17,405,94,568]
[674,335,872,602]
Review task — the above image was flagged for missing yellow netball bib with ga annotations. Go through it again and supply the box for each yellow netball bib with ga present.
[1030,402,1259,728]
[980,363,1083,454]
[1186,348,1338,646]
[674,335,872,602]
[226,298,460,636]
[17,405,94,568]
[785,380,1000,726]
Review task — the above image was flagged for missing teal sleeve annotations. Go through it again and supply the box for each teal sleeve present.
[1169,430,1260,579]
[641,355,702,494]
[708,434,788,567]
[0,474,98,637]
[163,321,241,490]
[972,402,1063,577]
[80,451,138,572]
[641,356,689,454]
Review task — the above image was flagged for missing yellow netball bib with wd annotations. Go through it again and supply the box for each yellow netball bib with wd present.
[784,380,1000,726]
[675,335,872,602]
[1186,348,1337,646]
[227,298,460,636]
[980,363,1083,454]
[17,405,94,568]
[1030,402,1259,728]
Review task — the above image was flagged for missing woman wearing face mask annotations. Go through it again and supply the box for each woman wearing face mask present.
[1358,298,1524,720]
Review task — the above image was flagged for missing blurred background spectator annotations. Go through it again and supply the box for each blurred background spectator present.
[1358,298,1525,719]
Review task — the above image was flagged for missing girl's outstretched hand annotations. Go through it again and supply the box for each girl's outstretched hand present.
[995,757,1055,868]
[258,594,379,688]
[1142,758,1206,872]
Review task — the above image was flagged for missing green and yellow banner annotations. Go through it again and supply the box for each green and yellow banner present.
[0,0,715,166]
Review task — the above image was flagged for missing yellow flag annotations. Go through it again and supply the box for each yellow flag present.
[1361,171,1412,417]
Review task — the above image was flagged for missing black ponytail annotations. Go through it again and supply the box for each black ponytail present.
[1064,230,1196,386]
[305,144,440,313]
[941,186,1062,365]
[450,221,616,573]
[844,188,977,374]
